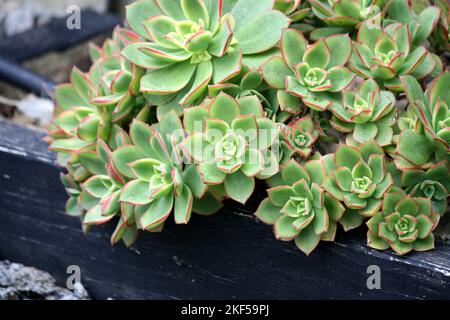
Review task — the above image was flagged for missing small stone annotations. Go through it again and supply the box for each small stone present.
[0,260,90,300]
[9,263,56,295]
[0,287,19,300]
[72,282,90,299]
[0,261,13,287]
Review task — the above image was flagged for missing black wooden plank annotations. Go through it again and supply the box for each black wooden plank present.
[0,10,121,63]
[0,58,56,98]
[0,120,449,300]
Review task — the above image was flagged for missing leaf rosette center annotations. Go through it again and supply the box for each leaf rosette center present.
[286,196,313,218]
[215,132,247,162]
[352,176,373,193]
[298,64,331,91]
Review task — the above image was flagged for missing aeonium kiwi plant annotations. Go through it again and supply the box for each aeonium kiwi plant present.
[47,0,448,256]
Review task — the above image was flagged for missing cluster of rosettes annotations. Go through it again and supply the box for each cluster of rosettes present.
[48,0,449,256]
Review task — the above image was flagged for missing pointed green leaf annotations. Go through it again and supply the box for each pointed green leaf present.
[238,96,264,118]
[391,239,413,255]
[241,149,264,177]
[199,163,226,185]
[414,234,435,251]
[396,130,433,166]
[340,209,365,231]
[181,60,213,105]
[416,214,434,238]
[141,61,196,94]
[281,160,311,186]
[82,175,112,199]
[335,145,362,169]
[328,66,355,91]
[112,146,145,179]
[268,185,296,207]
[235,10,290,54]
[84,205,115,225]
[275,215,300,240]
[414,6,441,45]
[224,170,255,204]
[325,34,352,68]
[181,0,209,26]
[294,225,321,255]
[121,43,173,69]
[303,39,330,69]
[174,186,193,224]
[281,28,308,67]
[334,167,353,191]
[140,192,174,229]
[313,207,329,235]
[231,0,274,31]
[183,106,208,134]
[121,180,153,205]
[143,15,177,47]
[255,198,283,225]
[261,56,292,89]
[212,49,242,83]
[210,92,240,125]
[126,0,163,39]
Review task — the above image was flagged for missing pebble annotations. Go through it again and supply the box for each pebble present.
[0,260,90,300]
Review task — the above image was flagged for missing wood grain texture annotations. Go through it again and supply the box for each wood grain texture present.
[0,120,449,300]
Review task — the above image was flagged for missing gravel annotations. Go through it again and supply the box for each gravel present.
[0,260,90,300]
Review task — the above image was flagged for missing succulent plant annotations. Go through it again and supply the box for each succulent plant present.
[367,187,440,255]
[80,138,140,246]
[329,78,396,147]
[47,0,449,256]
[392,112,436,171]
[384,0,442,47]
[308,0,386,40]
[401,161,450,216]
[348,22,438,91]
[269,125,296,166]
[322,142,393,230]
[403,72,450,156]
[56,106,222,246]
[117,112,223,231]
[384,0,444,76]
[283,115,320,158]
[181,93,279,204]
[262,29,354,111]
[122,0,289,107]
[48,27,145,166]
[59,123,146,247]
[393,72,449,172]
[428,0,450,53]
[255,159,345,255]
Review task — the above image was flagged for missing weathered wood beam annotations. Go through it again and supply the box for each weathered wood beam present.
[0,120,449,299]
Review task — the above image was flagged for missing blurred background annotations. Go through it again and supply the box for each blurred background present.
[0,1,131,299]
[0,0,108,38]
[0,0,132,128]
